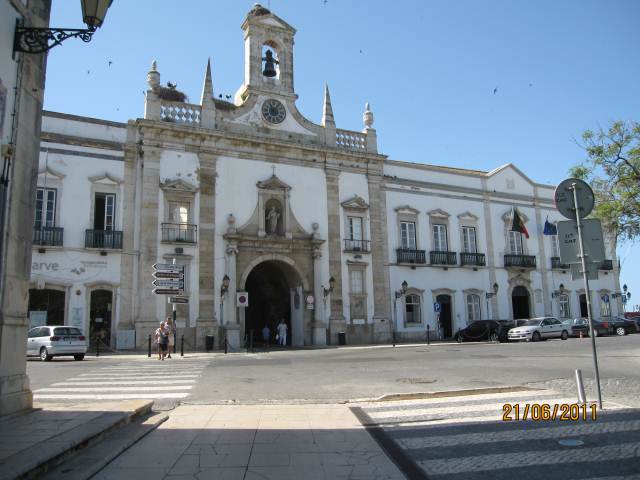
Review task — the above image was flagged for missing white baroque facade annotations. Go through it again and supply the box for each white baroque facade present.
[30,5,622,350]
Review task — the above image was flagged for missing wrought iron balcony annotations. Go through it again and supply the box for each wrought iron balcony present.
[504,254,536,268]
[460,252,486,267]
[344,239,370,252]
[33,227,63,247]
[161,223,198,243]
[396,248,426,264]
[85,229,123,249]
[430,251,457,266]
[598,259,613,271]
[551,257,569,269]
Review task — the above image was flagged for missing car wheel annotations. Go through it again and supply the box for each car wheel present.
[73,354,85,361]
[456,334,463,343]
[531,332,541,342]
[616,327,626,336]
[561,330,569,340]
[489,332,499,342]
[39,347,52,362]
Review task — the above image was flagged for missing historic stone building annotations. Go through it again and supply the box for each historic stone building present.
[30,5,623,351]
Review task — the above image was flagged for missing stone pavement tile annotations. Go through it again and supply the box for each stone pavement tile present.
[183,444,217,455]
[195,467,246,480]
[245,466,326,480]
[199,452,251,467]
[168,454,200,475]
[251,442,321,454]
[165,476,197,480]
[215,430,257,444]
[248,452,291,467]
[107,451,182,469]
[91,467,168,480]
[254,429,315,444]
[191,430,223,445]
[290,452,323,466]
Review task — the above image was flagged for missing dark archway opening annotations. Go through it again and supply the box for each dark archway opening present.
[436,294,453,338]
[90,289,113,348]
[580,294,588,318]
[28,288,65,327]
[245,261,292,346]
[512,286,531,319]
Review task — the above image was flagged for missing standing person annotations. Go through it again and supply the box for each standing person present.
[277,319,288,346]
[155,321,169,360]
[165,317,176,358]
[262,324,270,346]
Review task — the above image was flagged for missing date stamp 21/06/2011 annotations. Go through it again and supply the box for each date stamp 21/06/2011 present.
[502,403,597,422]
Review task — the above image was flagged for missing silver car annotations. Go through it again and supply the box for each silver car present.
[507,317,570,342]
[27,326,87,361]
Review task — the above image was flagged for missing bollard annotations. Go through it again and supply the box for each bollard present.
[427,324,430,345]
[250,329,254,353]
[224,336,228,354]
[180,335,184,357]
[96,337,100,357]
[575,369,587,404]
[147,334,151,358]
[392,331,396,347]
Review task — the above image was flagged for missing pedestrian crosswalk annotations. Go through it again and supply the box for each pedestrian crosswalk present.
[356,389,640,480]
[33,358,207,402]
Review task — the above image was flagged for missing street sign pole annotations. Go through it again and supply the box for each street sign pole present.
[172,258,177,354]
[570,181,603,409]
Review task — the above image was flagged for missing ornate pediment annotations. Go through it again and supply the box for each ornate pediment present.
[341,195,369,211]
[256,174,291,191]
[427,208,450,219]
[160,178,197,193]
[38,166,66,180]
[394,205,420,215]
[457,211,479,222]
[88,173,122,185]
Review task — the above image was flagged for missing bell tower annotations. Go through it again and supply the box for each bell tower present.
[237,4,297,101]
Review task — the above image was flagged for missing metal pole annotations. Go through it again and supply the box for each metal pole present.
[426,324,430,345]
[571,182,603,409]
[224,334,228,354]
[147,334,151,358]
[392,297,397,347]
[180,335,184,357]
[575,369,587,404]
[250,329,254,353]
[96,336,100,357]
[172,258,177,354]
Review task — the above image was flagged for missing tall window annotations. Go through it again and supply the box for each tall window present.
[559,294,570,318]
[350,269,364,295]
[168,201,190,224]
[600,296,611,317]
[400,221,416,249]
[35,188,56,229]
[508,231,523,255]
[94,193,115,230]
[462,226,477,254]
[349,268,366,320]
[432,224,448,251]
[551,234,560,258]
[466,294,481,322]
[348,216,363,240]
[405,294,421,324]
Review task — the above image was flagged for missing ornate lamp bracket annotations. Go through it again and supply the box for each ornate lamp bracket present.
[13,19,96,54]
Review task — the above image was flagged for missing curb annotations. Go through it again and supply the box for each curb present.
[356,385,541,403]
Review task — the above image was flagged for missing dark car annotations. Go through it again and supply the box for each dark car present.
[561,318,590,337]
[609,316,639,335]
[455,320,514,343]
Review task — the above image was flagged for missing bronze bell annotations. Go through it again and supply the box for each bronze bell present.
[262,49,278,77]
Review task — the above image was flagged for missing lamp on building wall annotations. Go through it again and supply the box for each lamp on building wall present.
[322,276,335,298]
[13,0,113,54]
[552,283,566,298]
[392,281,409,346]
[220,275,230,296]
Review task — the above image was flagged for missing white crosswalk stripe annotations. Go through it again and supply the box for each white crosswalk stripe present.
[357,390,640,480]
[34,358,208,403]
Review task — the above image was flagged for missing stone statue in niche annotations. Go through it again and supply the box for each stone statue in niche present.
[266,206,281,235]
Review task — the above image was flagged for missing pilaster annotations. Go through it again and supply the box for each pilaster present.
[533,187,551,315]
[325,167,346,343]
[224,243,240,349]
[481,178,499,318]
[312,248,327,345]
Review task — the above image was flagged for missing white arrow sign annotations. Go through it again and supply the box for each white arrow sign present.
[152,279,184,288]
[153,263,184,272]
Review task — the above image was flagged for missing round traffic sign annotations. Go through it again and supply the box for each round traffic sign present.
[554,178,595,220]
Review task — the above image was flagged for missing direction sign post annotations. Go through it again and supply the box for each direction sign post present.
[153,259,185,355]
[555,178,603,409]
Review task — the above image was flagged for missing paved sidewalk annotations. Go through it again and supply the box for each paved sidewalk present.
[94,404,405,480]
[0,400,151,480]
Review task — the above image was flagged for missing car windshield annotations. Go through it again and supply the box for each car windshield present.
[522,320,542,326]
[53,327,82,336]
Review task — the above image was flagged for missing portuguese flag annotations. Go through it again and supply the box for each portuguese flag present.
[510,207,529,238]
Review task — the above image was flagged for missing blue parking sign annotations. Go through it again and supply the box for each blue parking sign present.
[434,302,441,313]
[601,294,609,304]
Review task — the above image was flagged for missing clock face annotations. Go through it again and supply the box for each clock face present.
[261,99,286,124]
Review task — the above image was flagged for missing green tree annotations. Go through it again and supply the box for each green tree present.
[570,120,640,242]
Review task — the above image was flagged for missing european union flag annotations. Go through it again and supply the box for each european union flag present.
[543,218,557,235]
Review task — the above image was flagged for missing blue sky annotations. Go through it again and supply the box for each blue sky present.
[44,0,640,305]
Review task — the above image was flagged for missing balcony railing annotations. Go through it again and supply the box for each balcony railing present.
[33,227,63,247]
[396,248,426,264]
[504,254,536,268]
[430,251,457,266]
[460,252,486,267]
[598,259,613,271]
[161,223,197,243]
[551,257,569,269]
[85,229,123,249]
[344,239,370,252]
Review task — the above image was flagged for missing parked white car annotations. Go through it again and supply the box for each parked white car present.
[27,326,87,361]
[507,317,569,342]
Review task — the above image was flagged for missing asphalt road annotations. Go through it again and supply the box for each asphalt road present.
[27,335,640,407]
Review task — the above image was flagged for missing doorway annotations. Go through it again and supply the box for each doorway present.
[512,286,531,319]
[436,294,453,338]
[580,294,588,317]
[244,260,304,347]
[28,288,65,327]
[90,289,113,348]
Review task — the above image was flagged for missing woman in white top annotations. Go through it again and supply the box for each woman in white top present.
[277,320,288,346]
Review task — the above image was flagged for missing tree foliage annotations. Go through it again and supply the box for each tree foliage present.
[570,120,640,242]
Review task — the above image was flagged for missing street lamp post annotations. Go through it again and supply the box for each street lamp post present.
[485,282,499,319]
[13,0,113,54]
[392,281,408,347]
[220,274,230,347]
[322,276,335,343]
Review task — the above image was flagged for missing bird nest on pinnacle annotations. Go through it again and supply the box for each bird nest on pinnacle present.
[154,82,187,103]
